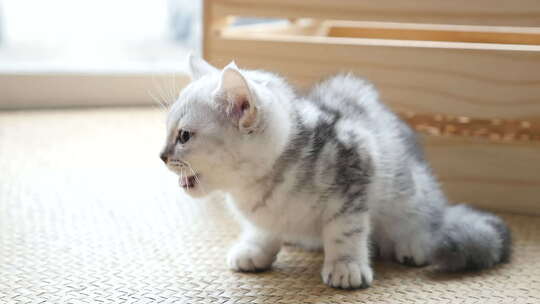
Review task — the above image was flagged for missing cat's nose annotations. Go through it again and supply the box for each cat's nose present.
[160,152,168,163]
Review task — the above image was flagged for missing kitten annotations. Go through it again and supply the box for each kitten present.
[160,55,511,289]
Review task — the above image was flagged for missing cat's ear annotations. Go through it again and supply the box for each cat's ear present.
[188,53,218,80]
[214,62,259,133]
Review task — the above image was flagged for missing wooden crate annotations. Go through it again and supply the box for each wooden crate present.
[203,0,540,215]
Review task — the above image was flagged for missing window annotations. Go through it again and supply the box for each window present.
[0,0,201,108]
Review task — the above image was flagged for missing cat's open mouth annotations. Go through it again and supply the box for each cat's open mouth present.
[179,174,199,189]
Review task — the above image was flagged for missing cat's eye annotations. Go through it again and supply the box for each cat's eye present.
[177,130,193,144]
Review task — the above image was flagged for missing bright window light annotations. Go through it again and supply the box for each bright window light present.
[0,0,200,73]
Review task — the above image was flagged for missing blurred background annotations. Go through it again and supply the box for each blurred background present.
[0,0,199,72]
[0,0,204,109]
[0,0,282,109]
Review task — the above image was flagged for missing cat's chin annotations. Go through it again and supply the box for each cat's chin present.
[182,189,207,198]
[179,174,209,198]
[179,174,199,189]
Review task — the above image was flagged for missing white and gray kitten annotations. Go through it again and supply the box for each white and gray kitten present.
[160,55,511,289]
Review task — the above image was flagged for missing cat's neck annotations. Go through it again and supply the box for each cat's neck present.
[225,96,299,195]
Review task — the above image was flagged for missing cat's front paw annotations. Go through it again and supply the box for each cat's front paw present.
[227,242,277,272]
[322,258,373,289]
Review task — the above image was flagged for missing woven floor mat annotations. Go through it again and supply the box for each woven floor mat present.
[1,108,539,304]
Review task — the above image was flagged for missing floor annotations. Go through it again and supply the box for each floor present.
[0,107,539,303]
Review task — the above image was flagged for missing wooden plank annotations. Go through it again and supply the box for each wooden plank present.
[208,0,540,27]
[202,0,212,60]
[325,21,540,45]
[202,1,540,215]
[220,20,322,37]
[422,135,540,215]
[219,28,540,51]
[209,61,540,214]
[206,37,540,120]
[221,21,540,45]
[0,74,190,109]
[203,0,234,61]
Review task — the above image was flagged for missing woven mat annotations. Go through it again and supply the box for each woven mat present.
[1,108,539,304]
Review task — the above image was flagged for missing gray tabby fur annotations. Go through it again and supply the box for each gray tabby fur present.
[161,55,511,289]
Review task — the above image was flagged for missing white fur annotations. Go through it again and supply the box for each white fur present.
[161,58,380,289]
[161,56,510,289]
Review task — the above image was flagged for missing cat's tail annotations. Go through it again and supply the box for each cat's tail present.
[431,204,511,271]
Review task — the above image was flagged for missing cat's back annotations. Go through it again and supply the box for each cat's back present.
[306,74,383,122]
[297,73,404,141]
[297,73,424,172]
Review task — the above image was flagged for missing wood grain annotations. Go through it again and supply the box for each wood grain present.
[207,36,540,119]
[326,21,540,45]
[423,135,540,215]
[0,74,190,109]
[209,0,540,27]
[204,0,540,215]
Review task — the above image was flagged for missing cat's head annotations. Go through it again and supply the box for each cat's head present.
[160,55,293,197]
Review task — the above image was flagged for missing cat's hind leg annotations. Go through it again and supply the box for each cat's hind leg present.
[392,225,433,267]
[373,198,441,267]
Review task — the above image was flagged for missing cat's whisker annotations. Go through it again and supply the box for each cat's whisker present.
[147,89,167,112]
[158,83,171,108]
[183,160,207,195]
[163,75,173,107]
[166,73,180,106]
[169,73,180,105]
[148,78,169,110]
[179,167,187,194]
[191,167,207,196]
[173,72,180,100]
[151,74,174,109]
[150,76,167,107]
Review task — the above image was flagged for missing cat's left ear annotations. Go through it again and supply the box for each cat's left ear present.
[214,62,259,133]
[188,53,218,80]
